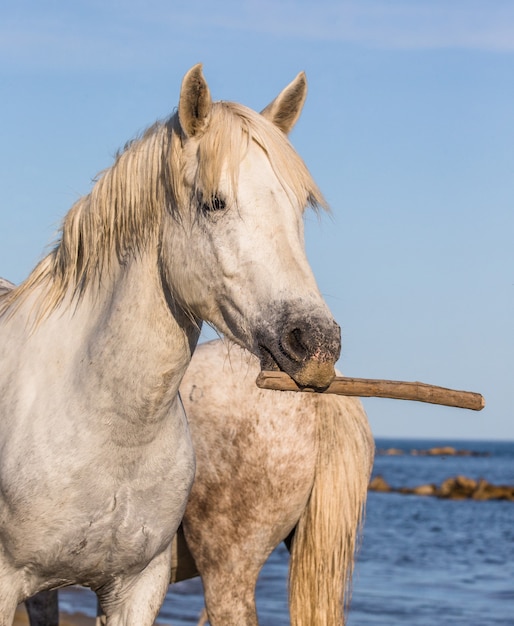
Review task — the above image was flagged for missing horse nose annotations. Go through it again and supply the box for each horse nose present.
[281,318,341,389]
[257,309,341,391]
[280,322,340,364]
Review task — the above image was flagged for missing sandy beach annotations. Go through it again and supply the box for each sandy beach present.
[14,605,95,626]
[13,604,169,625]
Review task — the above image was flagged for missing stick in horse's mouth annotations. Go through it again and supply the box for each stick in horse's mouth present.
[256,371,485,411]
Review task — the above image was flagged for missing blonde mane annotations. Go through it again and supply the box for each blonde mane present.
[1,101,326,319]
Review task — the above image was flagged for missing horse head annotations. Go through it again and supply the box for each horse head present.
[160,64,341,390]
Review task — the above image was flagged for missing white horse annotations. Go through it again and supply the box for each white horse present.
[24,339,373,626]
[0,63,341,625]
[179,340,374,626]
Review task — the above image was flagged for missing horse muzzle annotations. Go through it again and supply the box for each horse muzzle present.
[256,307,341,391]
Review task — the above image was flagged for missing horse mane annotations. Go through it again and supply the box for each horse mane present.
[1,101,326,320]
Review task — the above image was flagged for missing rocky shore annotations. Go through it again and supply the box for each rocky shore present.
[377,445,489,457]
[369,474,514,501]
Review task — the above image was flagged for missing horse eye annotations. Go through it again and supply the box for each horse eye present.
[201,194,226,215]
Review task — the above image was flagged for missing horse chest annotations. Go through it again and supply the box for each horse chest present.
[0,410,195,584]
[62,484,181,575]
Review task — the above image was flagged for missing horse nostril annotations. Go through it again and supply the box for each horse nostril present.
[280,327,308,361]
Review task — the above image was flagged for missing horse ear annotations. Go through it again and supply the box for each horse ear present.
[178,64,212,138]
[261,72,307,134]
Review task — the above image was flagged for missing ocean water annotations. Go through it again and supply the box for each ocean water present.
[57,438,514,625]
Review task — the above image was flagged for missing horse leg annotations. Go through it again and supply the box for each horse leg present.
[25,591,58,626]
[96,596,106,626]
[196,608,208,626]
[183,506,262,624]
[96,547,171,626]
[200,564,261,626]
[0,602,16,626]
[0,567,24,626]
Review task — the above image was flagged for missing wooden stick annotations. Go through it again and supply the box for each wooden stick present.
[255,371,485,411]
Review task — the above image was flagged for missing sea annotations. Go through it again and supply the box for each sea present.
[56,438,514,625]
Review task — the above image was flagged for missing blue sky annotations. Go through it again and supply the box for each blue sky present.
[1,1,513,440]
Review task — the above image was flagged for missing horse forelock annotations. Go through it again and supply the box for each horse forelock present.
[193,102,327,213]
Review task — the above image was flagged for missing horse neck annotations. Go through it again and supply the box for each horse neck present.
[92,255,201,408]
[28,252,200,428]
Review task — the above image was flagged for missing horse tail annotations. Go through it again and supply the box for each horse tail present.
[288,393,374,625]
